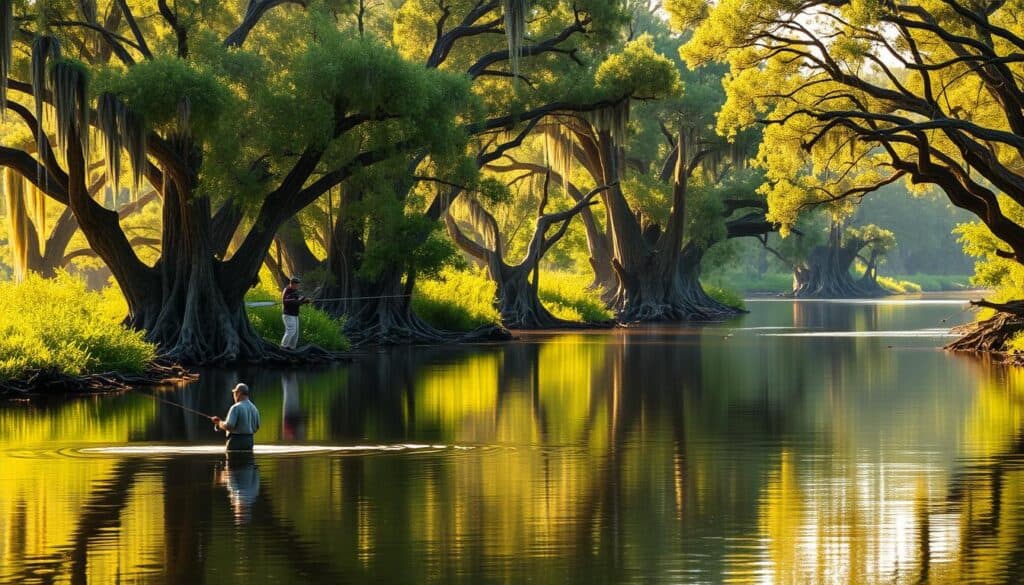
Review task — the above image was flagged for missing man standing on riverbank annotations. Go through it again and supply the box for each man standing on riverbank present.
[212,383,261,451]
[281,277,310,349]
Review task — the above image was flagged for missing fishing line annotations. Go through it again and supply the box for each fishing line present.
[134,389,216,421]
[939,301,975,325]
[246,294,412,307]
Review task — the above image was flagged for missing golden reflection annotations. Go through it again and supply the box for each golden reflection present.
[6,312,1024,584]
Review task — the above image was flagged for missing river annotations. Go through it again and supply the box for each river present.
[2,295,1022,584]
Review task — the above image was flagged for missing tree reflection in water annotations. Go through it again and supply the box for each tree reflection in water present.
[2,302,1024,584]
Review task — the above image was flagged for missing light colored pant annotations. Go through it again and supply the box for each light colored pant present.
[281,315,299,349]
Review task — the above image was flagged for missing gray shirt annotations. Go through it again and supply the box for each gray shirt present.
[225,399,261,435]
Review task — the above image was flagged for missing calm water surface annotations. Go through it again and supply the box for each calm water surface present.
[3,296,1023,584]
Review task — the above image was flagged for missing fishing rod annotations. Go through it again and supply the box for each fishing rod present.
[245,294,412,307]
[135,389,216,421]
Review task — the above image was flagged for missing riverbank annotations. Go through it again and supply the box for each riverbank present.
[0,275,159,391]
[705,271,973,295]
[0,361,197,397]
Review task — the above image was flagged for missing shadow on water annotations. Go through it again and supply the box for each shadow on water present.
[3,298,1024,583]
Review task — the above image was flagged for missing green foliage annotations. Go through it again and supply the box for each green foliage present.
[355,189,463,281]
[538,272,613,322]
[703,284,745,310]
[888,274,970,292]
[92,57,233,137]
[874,276,922,295]
[413,267,501,331]
[1006,331,1024,354]
[244,289,350,351]
[282,29,474,156]
[0,273,156,381]
[413,268,611,329]
[594,35,683,100]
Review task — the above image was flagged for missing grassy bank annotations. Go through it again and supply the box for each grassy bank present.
[0,274,157,383]
[704,271,971,295]
[413,268,612,331]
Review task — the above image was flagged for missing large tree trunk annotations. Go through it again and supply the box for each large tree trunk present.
[493,263,566,328]
[317,206,509,344]
[608,242,742,322]
[61,131,322,364]
[128,185,271,363]
[791,244,887,298]
[596,130,729,322]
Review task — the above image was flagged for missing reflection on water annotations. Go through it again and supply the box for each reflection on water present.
[1,297,1023,584]
[220,453,260,525]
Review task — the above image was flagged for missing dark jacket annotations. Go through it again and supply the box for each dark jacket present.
[282,287,303,316]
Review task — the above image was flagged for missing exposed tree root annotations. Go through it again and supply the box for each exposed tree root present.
[0,360,197,398]
[945,299,1024,363]
[610,257,746,324]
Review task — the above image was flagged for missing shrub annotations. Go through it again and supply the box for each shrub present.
[538,272,612,322]
[413,268,500,331]
[245,288,350,351]
[704,285,746,310]
[0,273,156,381]
[413,268,614,330]
[1007,331,1024,354]
[876,275,923,294]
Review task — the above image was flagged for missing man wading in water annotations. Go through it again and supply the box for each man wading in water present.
[281,276,311,349]
[212,383,261,451]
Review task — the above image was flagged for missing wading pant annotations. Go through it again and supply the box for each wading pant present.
[226,434,254,451]
[281,315,299,349]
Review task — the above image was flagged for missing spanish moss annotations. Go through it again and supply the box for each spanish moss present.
[49,60,90,163]
[25,181,45,245]
[458,196,502,255]
[98,92,147,199]
[3,169,30,281]
[503,0,528,81]
[585,101,630,147]
[31,36,60,183]
[544,124,574,194]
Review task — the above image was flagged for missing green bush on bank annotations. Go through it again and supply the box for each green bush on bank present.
[245,288,350,351]
[0,274,157,381]
[413,268,612,330]
[413,268,501,331]
[704,285,746,310]
[874,276,923,294]
[538,272,613,322]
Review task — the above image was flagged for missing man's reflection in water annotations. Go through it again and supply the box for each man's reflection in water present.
[218,452,260,525]
[282,371,306,440]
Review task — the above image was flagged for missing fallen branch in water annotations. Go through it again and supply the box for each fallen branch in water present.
[0,360,197,398]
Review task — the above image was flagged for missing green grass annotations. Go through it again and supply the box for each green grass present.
[708,270,970,295]
[538,272,613,322]
[704,285,746,310]
[876,275,923,294]
[413,268,612,330]
[887,273,971,292]
[413,268,501,331]
[245,288,350,351]
[0,273,157,381]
